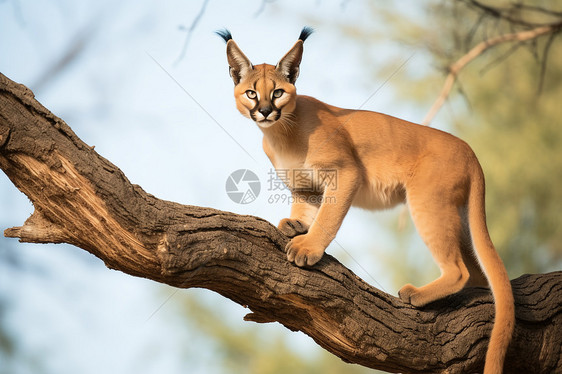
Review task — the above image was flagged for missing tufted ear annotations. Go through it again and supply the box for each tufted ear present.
[226,40,254,85]
[276,41,303,84]
[216,29,254,85]
[275,27,313,84]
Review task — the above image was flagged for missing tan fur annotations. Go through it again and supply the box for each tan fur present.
[221,31,514,374]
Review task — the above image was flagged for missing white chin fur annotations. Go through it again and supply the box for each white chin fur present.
[256,120,275,129]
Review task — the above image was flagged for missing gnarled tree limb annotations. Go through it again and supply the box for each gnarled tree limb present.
[1,73,561,373]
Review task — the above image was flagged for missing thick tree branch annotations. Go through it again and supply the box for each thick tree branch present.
[422,21,562,126]
[1,73,561,373]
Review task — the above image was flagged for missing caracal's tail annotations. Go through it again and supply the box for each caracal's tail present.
[468,165,515,374]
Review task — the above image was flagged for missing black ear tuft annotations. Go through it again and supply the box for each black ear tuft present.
[298,27,314,43]
[216,29,232,43]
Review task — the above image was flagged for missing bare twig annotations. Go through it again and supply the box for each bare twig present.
[174,0,209,65]
[422,23,562,126]
[462,0,557,27]
[538,31,558,95]
[478,41,522,76]
[465,11,487,51]
[512,3,562,18]
[31,28,93,93]
[253,0,276,18]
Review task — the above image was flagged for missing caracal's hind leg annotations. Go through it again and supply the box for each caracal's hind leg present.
[458,207,488,288]
[399,186,471,307]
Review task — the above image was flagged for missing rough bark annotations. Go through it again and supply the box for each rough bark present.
[0,73,560,373]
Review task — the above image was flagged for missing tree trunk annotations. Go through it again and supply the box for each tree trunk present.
[0,73,560,373]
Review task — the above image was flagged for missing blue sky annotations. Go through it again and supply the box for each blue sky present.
[0,1,435,373]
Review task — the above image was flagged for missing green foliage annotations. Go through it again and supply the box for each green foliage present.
[340,0,562,278]
[421,0,562,275]
[460,39,562,274]
[172,291,377,374]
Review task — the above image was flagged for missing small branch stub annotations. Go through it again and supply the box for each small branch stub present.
[4,210,69,244]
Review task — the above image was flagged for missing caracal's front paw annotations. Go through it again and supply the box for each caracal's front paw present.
[398,284,423,307]
[278,218,309,238]
[285,234,325,267]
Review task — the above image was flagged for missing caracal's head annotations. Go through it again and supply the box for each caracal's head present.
[217,27,313,129]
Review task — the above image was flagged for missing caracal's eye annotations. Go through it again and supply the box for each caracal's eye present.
[246,90,257,99]
[273,89,284,98]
